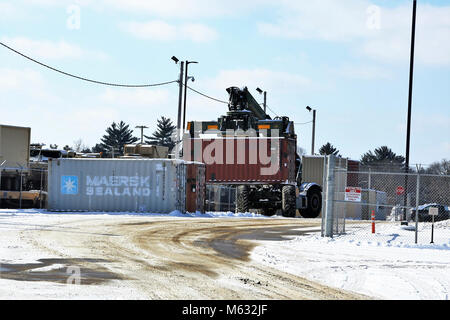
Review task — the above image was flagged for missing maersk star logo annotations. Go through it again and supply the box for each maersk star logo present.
[61,176,78,195]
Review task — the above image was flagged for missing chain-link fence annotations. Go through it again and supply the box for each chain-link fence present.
[205,185,236,212]
[0,165,48,209]
[322,155,450,245]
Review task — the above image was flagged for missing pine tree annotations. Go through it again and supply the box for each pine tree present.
[360,146,405,171]
[100,121,138,156]
[319,142,340,156]
[144,116,176,150]
[92,143,105,153]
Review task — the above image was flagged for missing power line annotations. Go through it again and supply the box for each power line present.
[185,84,228,104]
[0,41,178,88]
[295,120,313,125]
[258,102,279,117]
[265,104,279,117]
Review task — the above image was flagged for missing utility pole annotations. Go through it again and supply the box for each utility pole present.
[177,61,184,134]
[172,56,184,159]
[135,125,148,144]
[403,0,417,224]
[183,60,198,131]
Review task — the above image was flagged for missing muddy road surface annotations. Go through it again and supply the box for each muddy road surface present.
[1,215,368,299]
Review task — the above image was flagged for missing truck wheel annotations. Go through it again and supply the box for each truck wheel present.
[236,185,249,213]
[282,185,296,217]
[299,187,322,218]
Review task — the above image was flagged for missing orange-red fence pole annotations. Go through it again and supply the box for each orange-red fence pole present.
[371,210,375,234]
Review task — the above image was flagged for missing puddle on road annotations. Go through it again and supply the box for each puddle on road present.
[197,225,320,261]
[0,258,124,285]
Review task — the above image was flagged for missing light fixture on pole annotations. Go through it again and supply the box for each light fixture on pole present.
[183,60,198,132]
[256,87,267,116]
[306,106,316,155]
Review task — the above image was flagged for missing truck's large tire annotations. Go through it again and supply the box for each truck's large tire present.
[299,187,322,218]
[235,185,249,213]
[282,185,296,217]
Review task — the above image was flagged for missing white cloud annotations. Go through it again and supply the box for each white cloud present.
[109,0,227,18]
[99,88,170,107]
[210,69,311,93]
[258,0,369,42]
[122,20,177,41]
[122,20,218,42]
[1,37,108,60]
[180,24,218,43]
[0,68,43,89]
[22,0,268,19]
[356,4,450,66]
[258,1,450,66]
[336,64,392,80]
[0,2,19,18]
[0,67,60,103]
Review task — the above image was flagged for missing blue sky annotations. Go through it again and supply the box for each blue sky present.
[0,0,449,165]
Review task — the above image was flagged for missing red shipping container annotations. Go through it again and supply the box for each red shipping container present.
[183,137,297,185]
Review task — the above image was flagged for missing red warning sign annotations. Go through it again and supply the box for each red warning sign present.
[396,186,405,195]
[345,187,361,202]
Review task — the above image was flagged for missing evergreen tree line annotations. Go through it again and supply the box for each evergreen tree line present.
[317,142,449,174]
[58,117,177,158]
[51,121,448,175]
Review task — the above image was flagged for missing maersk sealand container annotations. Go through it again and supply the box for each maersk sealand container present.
[47,158,205,213]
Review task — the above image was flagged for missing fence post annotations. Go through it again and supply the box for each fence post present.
[228,186,232,212]
[324,155,336,237]
[39,168,44,209]
[414,173,420,244]
[321,156,327,237]
[19,169,23,209]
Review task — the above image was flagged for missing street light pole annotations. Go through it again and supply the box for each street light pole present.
[263,91,267,115]
[183,60,198,132]
[306,106,316,155]
[256,87,267,117]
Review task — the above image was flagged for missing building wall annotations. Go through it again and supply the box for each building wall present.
[0,125,31,169]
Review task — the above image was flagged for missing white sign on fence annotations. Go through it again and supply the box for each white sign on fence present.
[428,207,439,216]
[345,187,362,202]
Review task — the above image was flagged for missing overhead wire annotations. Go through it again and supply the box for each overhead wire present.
[185,84,228,104]
[295,120,313,125]
[1,40,297,119]
[0,41,178,88]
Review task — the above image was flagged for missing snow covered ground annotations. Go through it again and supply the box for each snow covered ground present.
[0,209,449,300]
[251,220,450,300]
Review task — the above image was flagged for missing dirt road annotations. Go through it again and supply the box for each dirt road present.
[0,215,368,299]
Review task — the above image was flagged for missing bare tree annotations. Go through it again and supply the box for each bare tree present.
[73,138,88,153]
